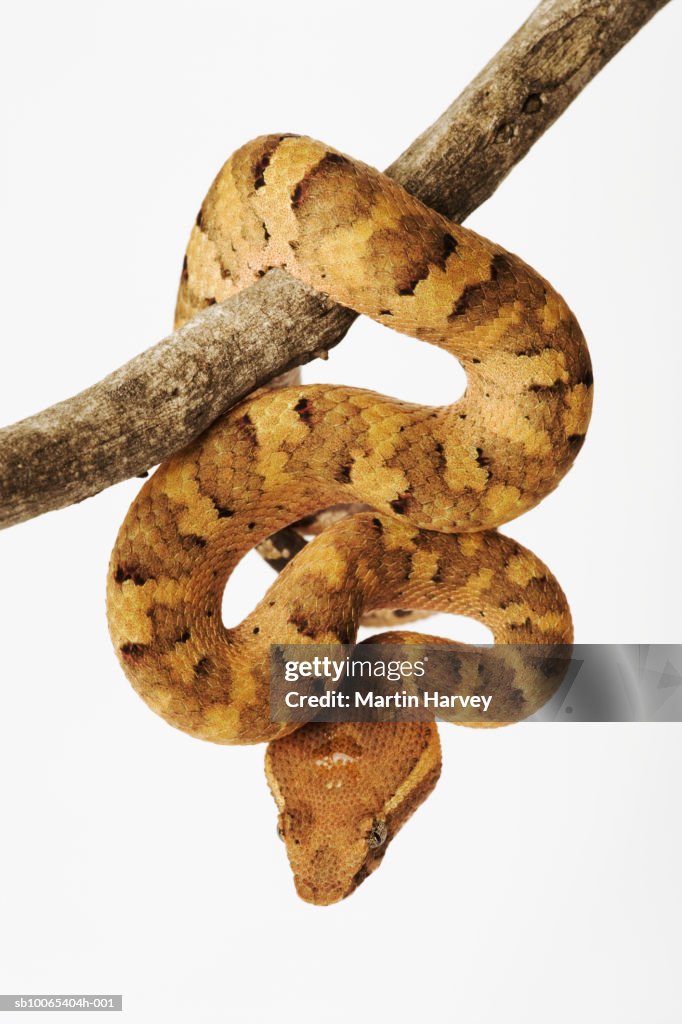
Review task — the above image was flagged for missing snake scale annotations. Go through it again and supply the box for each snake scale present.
[107,135,592,904]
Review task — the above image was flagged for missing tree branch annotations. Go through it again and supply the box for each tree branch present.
[0,0,670,529]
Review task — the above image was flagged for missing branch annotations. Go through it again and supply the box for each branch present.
[0,0,670,529]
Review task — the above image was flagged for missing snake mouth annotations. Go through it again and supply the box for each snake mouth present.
[291,841,390,906]
[293,876,349,907]
[347,845,389,898]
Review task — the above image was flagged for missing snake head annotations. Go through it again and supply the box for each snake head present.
[265,722,441,905]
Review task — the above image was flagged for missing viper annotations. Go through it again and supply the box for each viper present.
[107,135,591,904]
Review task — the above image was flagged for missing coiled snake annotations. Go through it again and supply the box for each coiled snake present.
[107,135,592,904]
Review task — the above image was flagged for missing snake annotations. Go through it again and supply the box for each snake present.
[107,134,592,904]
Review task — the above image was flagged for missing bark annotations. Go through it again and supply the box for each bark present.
[0,0,671,529]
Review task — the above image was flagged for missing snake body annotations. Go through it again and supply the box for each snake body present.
[107,135,592,903]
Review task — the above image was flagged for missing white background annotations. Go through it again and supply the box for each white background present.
[1,1,681,1021]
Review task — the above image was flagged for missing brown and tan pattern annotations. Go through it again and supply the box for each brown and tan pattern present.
[107,135,591,903]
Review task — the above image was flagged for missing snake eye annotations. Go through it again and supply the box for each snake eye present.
[368,820,388,849]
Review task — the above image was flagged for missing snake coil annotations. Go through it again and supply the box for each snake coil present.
[107,135,592,903]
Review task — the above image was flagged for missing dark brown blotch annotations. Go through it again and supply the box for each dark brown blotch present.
[291,152,353,210]
[475,448,492,473]
[490,252,517,283]
[323,152,352,166]
[449,281,485,320]
[437,232,458,268]
[390,491,414,515]
[288,612,317,639]
[567,433,586,453]
[294,397,314,424]
[397,280,420,297]
[253,152,271,190]
[120,643,146,661]
[336,460,354,484]
[290,181,305,210]
[528,379,567,395]
[114,564,148,586]
[181,533,207,550]
[238,412,259,449]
